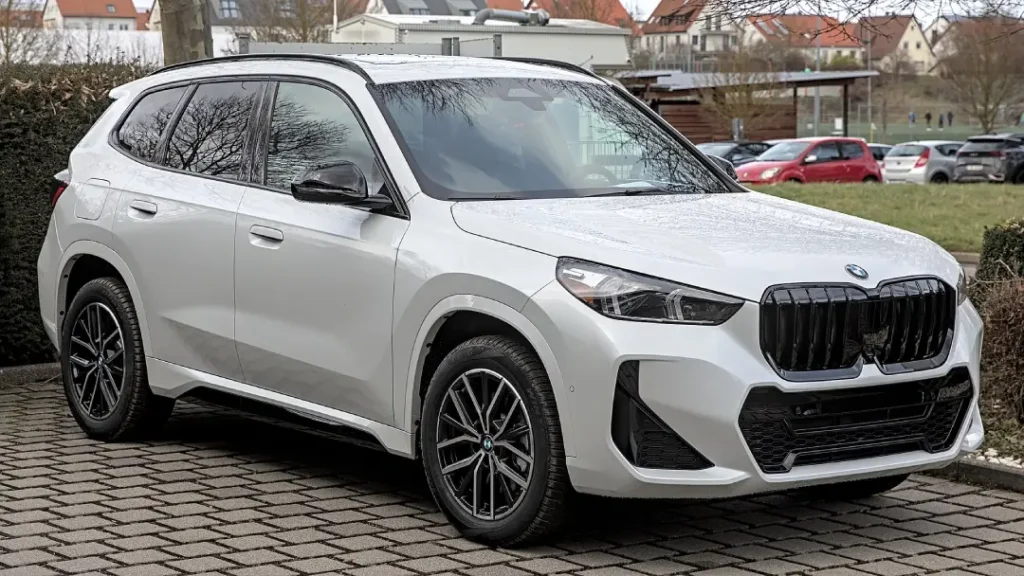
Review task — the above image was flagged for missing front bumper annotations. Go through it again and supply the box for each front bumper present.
[523,282,985,499]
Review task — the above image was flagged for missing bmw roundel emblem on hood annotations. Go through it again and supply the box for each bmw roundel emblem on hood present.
[845,264,869,280]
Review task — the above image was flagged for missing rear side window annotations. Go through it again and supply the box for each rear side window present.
[840,142,864,159]
[117,86,187,163]
[937,144,961,156]
[889,144,927,157]
[165,81,262,179]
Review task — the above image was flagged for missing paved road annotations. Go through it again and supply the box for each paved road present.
[2,377,1024,576]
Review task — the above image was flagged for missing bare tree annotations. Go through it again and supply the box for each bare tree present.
[939,17,1024,132]
[0,0,57,68]
[543,0,615,24]
[698,49,789,139]
[160,0,213,64]
[237,0,361,43]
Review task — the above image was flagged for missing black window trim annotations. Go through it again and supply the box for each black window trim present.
[249,74,409,220]
[839,141,865,160]
[109,82,192,166]
[811,142,841,162]
[109,75,271,189]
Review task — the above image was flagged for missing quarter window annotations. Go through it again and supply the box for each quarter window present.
[117,86,188,163]
[165,81,261,179]
[264,82,382,194]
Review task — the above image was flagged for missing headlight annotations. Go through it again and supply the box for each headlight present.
[957,267,967,306]
[760,167,780,179]
[556,258,744,325]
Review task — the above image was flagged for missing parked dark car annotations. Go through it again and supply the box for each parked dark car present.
[953,133,1024,184]
[696,141,772,167]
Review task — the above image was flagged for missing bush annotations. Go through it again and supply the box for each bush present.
[971,218,1024,306]
[979,279,1024,423]
[0,63,145,367]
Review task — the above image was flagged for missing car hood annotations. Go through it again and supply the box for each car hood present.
[736,160,791,176]
[450,192,960,302]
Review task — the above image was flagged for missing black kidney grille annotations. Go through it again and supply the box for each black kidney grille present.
[760,278,955,377]
[739,367,973,474]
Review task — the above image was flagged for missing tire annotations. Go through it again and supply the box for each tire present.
[863,176,879,183]
[787,178,802,184]
[420,335,570,547]
[796,474,910,501]
[930,173,949,184]
[61,277,174,441]
[1013,170,1024,185]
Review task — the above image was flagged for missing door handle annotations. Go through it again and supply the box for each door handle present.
[129,200,157,215]
[249,225,284,242]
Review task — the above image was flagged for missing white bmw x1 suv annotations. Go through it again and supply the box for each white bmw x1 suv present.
[38,54,984,546]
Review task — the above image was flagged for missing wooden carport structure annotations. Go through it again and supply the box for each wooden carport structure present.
[616,69,879,143]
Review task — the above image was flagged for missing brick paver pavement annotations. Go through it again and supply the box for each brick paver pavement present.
[3,376,1024,576]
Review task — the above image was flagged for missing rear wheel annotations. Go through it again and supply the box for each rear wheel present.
[797,474,910,501]
[420,335,570,547]
[61,278,174,440]
[930,173,949,184]
[1012,170,1024,185]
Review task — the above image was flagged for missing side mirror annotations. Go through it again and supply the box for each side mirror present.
[291,162,393,209]
[707,154,737,180]
[803,154,818,164]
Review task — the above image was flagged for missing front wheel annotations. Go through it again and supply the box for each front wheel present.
[863,175,879,183]
[420,335,570,547]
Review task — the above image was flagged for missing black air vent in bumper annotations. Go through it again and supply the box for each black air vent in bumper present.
[739,367,974,474]
[760,277,956,381]
[611,362,712,470]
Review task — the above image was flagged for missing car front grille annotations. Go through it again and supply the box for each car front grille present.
[739,367,973,474]
[760,277,955,380]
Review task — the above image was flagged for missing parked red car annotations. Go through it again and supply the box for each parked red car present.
[735,137,883,185]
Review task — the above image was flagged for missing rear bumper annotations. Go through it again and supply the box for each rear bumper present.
[37,214,63,351]
[884,168,927,184]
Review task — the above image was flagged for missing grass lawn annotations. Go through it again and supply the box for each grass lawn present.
[755,183,1024,253]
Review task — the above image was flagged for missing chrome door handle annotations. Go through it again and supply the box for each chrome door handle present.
[129,200,157,215]
[249,225,284,242]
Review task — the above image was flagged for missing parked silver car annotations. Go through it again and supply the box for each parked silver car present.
[883,141,963,184]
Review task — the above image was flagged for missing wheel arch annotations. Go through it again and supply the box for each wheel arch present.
[399,295,574,458]
[56,241,151,355]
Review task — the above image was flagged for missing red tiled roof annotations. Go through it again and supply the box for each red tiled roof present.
[856,15,913,58]
[640,0,702,34]
[487,0,525,10]
[747,14,862,48]
[2,9,43,26]
[54,0,137,18]
[527,0,633,28]
[136,8,150,29]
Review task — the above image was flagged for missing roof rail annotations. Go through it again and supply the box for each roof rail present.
[494,57,601,79]
[147,53,374,83]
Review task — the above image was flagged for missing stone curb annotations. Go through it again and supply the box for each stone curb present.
[0,362,59,389]
[951,252,980,265]
[925,458,1024,493]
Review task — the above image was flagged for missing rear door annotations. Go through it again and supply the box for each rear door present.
[839,141,868,181]
[110,79,263,381]
[803,142,843,182]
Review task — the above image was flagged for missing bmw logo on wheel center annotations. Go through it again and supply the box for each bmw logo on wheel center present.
[845,264,869,280]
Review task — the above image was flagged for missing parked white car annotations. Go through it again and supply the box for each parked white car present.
[883,141,964,184]
[38,54,984,546]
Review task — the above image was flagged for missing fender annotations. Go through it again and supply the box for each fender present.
[399,295,576,457]
[56,240,151,354]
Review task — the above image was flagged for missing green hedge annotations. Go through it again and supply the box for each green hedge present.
[0,64,145,367]
[971,218,1024,307]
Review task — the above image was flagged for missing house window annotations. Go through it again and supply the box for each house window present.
[714,14,721,30]
[691,34,698,45]
[106,3,115,12]
[120,23,128,29]
[675,34,680,44]
[903,41,908,49]
[659,36,664,51]
[409,8,429,14]
[916,41,921,49]
[220,0,239,18]
[108,23,114,29]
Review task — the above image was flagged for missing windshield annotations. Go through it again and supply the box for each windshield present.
[373,78,733,200]
[757,141,809,162]
[889,144,927,157]
[696,143,736,157]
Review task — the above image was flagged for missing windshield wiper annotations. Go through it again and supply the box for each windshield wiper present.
[583,182,698,197]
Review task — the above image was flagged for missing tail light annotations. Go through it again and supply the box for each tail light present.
[51,170,70,208]
[914,148,930,168]
[990,150,1005,157]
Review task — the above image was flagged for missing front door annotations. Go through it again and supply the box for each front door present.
[233,78,409,425]
[803,142,844,182]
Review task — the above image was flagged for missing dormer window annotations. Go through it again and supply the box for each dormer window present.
[106,4,115,12]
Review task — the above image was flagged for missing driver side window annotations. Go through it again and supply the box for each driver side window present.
[264,82,383,194]
[810,143,841,162]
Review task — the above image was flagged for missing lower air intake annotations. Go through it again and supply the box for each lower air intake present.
[611,361,712,470]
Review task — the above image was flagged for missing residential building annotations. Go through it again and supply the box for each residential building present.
[136,7,150,30]
[2,2,44,27]
[928,14,1024,57]
[740,14,863,65]
[331,13,631,70]
[640,0,741,67]
[42,0,138,30]
[524,0,632,29]
[856,15,934,73]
